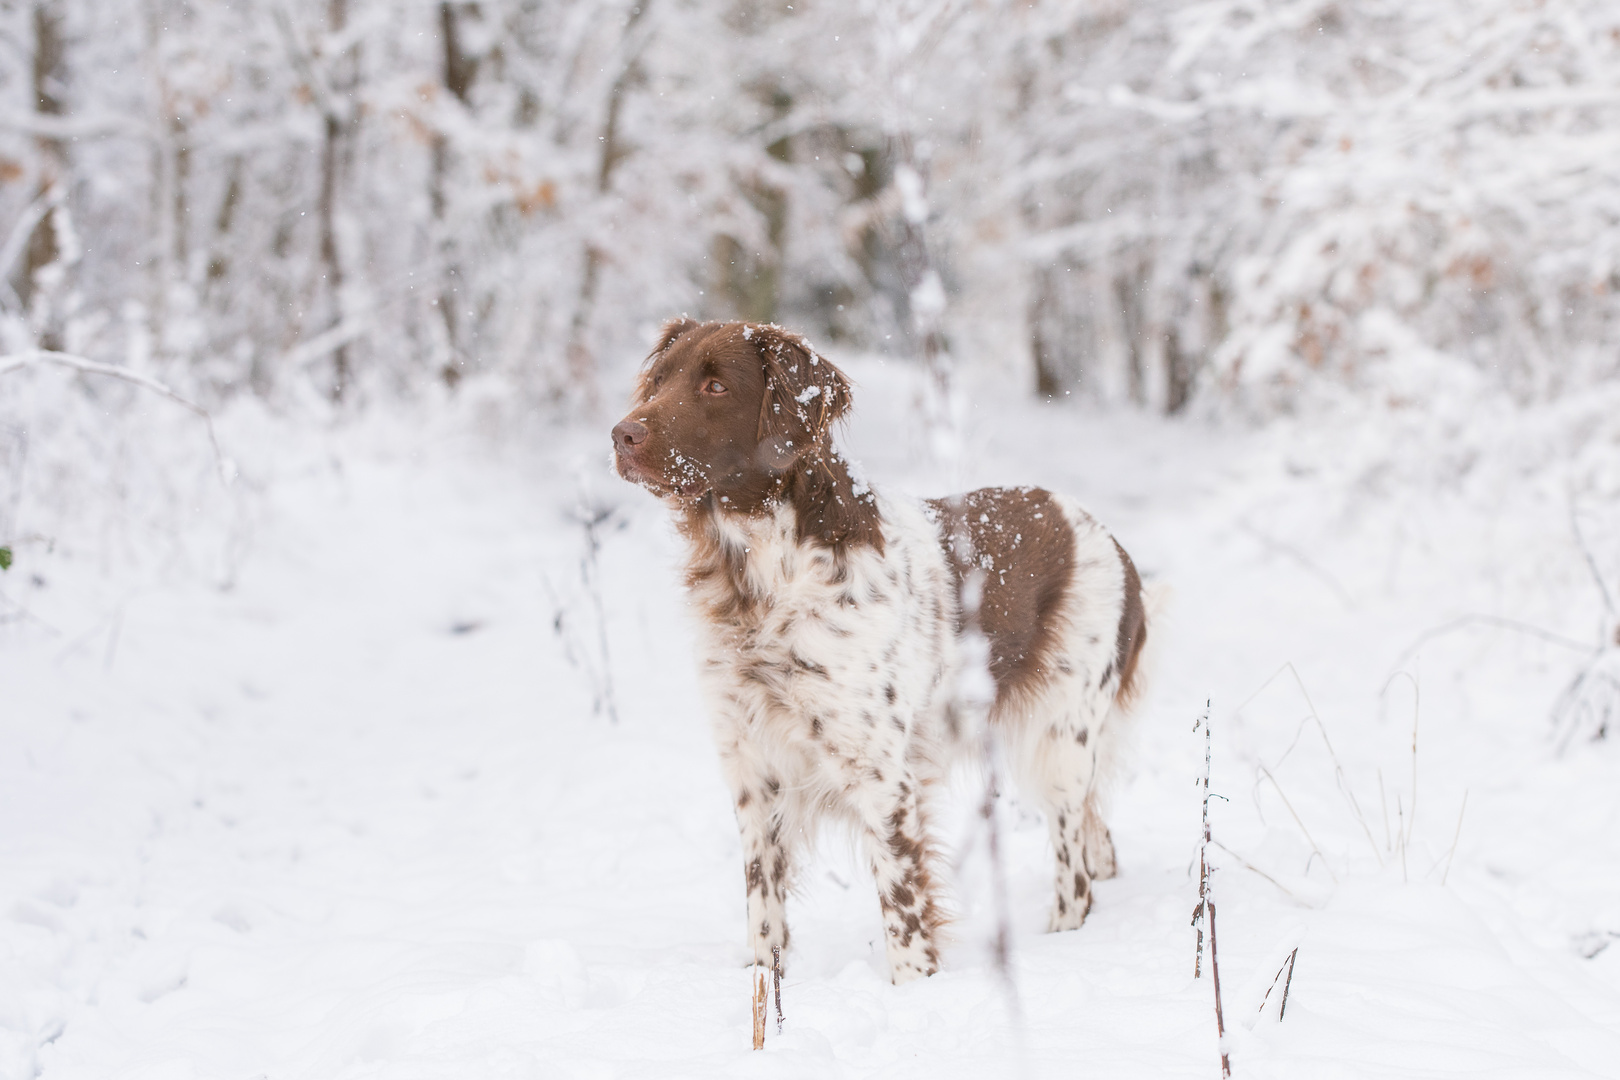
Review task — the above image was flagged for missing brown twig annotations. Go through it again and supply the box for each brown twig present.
[1191,700,1232,1077]
[1208,899,1230,1077]
[1259,947,1299,1021]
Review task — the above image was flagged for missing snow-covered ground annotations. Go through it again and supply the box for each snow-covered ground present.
[3,361,1619,1079]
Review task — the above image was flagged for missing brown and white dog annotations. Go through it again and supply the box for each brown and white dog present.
[611,319,1147,984]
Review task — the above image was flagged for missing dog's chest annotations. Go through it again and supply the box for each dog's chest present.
[688,501,957,765]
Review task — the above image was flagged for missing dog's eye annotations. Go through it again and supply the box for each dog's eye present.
[701,379,728,396]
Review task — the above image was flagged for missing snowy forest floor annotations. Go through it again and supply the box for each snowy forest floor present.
[4,357,1620,1079]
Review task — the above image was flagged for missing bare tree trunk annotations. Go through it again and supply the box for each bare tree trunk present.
[431,0,478,387]
[1030,265,1063,398]
[19,0,67,352]
[319,0,359,401]
[565,1,651,409]
[889,136,949,408]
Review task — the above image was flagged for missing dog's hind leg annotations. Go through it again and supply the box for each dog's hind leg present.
[1011,684,1111,933]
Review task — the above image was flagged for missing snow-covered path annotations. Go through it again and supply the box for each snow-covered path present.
[4,368,1619,1078]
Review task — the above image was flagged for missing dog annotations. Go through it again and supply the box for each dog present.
[611,318,1147,984]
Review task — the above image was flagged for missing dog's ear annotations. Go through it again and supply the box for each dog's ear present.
[749,323,852,471]
[651,316,699,357]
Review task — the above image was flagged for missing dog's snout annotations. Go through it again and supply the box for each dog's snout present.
[612,419,648,451]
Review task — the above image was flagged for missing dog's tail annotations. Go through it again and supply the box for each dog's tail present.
[1091,559,1169,812]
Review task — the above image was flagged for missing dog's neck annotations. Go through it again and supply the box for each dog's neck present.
[676,446,885,616]
[680,446,883,553]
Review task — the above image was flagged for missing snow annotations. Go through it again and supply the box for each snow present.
[3,360,1620,1078]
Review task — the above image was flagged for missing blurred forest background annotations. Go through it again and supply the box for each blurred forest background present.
[3,0,1617,417]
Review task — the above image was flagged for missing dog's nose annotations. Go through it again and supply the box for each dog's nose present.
[612,419,648,451]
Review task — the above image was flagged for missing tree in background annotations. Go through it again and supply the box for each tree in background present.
[0,0,1615,415]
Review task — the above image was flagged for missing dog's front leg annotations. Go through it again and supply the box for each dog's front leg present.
[855,778,942,984]
[732,781,793,968]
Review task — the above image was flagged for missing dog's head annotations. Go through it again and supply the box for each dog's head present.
[612,319,853,511]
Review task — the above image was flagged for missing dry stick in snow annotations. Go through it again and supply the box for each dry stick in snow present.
[1191,700,1231,1078]
[0,350,231,484]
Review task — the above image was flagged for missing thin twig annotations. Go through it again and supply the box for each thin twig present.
[1396,797,1407,882]
[772,945,784,1035]
[1191,701,1231,1077]
[1209,839,1304,905]
[0,350,231,485]
[1238,521,1354,608]
[1568,495,1616,619]
[574,499,620,724]
[1239,662,1381,863]
[1392,613,1592,673]
[1259,947,1299,1021]
[1193,701,1211,978]
[1209,898,1231,1078]
[1377,768,1392,854]
[1407,678,1420,851]
[1278,948,1298,1020]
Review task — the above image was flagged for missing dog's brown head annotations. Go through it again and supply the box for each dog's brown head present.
[613,318,850,507]
[612,318,881,550]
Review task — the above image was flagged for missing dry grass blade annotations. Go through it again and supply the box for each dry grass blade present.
[1439,790,1468,886]
[1257,763,1338,884]
[1210,839,1304,905]
[1240,662,1381,863]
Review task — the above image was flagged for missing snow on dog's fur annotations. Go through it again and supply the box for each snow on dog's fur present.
[611,319,1148,983]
